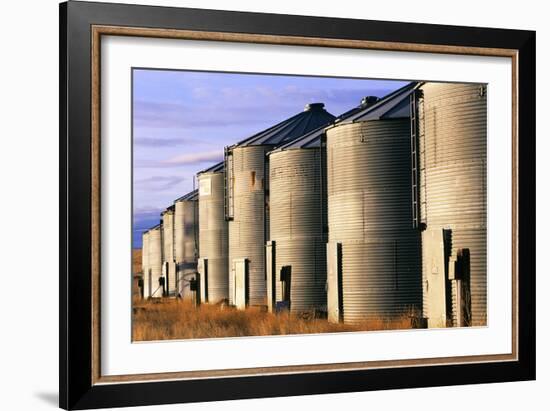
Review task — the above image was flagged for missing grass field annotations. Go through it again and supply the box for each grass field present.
[132,299,420,341]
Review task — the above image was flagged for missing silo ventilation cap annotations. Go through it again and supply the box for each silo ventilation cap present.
[304,102,325,111]
[361,96,380,107]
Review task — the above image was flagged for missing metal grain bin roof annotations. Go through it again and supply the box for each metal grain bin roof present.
[143,223,161,234]
[272,83,418,152]
[229,103,335,148]
[197,161,224,175]
[269,110,359,152]
[175,189,198,203]
[161,204,175,214]
[269,125,327,151]
[340,82,419,123]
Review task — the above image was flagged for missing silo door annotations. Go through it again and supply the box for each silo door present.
[198,258,208,303]
[266,241,276,313]
[450,249,471,327]
[423,229,447,328]
[327,242,342,323]
[280,266,291,303]
[233,258,248,310]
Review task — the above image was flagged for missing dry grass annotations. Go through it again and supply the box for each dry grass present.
[132,299,420,341]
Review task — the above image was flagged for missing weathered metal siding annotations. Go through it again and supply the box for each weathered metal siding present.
[419,82,487,326]
[141,231,150,298]
[327,119,422,323]
[175,199,199,299]
[228,146,270,307]
[198,171,229,303]
[148,226,164,298]
[161,209,177,296]
[269,148,327,313]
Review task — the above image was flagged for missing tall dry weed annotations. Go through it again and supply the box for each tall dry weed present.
[132,299,420,341]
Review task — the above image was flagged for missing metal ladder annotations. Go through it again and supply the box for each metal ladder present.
[410,92,420,229]
[410,89,427,229]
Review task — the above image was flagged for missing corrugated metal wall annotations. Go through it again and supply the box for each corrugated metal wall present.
[327,119,422,323]
[161,209,177,296]
[175,199,199,299]
[198,171,229,303]
[141,231,150,298]
[148,226,164,298]
[269,148,327,313]
[228,146,270,307]
[419,82,487,326]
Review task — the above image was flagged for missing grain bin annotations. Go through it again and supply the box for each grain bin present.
[418,82,487,327]
[174,189,199,300]
[161,206,177,296]
[197,162,229,304]
[226,103,335,308]
[268,142,327,314]
[146,224,164,298]
[326,83,422,324]
[265,97,380,314]
[141,230,150,298]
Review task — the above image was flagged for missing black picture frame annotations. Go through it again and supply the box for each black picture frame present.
[59,1,535,409]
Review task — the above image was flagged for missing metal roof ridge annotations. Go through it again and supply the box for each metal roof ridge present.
[174,188,199,203]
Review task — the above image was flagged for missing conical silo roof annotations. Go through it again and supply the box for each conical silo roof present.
[272,82,419,151]
[197,161,224,175]
[341,81,419,123]
[230,103,335,148]
[143,223,161,234]
[174,188,198,203]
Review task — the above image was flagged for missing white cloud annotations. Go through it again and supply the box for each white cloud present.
[161,150,223,166]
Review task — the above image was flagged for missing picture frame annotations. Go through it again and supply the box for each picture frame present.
[59,1,536,409]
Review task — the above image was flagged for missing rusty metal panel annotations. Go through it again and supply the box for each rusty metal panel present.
[326,119,422,323]
[419,82,487,326]
[198,171,229,304]
[269,148,327,314]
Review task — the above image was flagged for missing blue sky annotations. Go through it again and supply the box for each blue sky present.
[132,69,408,248]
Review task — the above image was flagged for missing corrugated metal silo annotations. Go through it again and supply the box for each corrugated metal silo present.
[326,83,422,323]
[198,162,229,304]
[227,145,270,307]
[265,98,377,314]
[147,225,164,298]
[418,82,487,327]
[141,230,150,298]
[226,103,335,308]
[161,206,177,296]
[268,146,326,314]
[174,189,199,300]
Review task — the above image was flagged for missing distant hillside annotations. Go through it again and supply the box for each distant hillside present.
[132,249,142,276]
